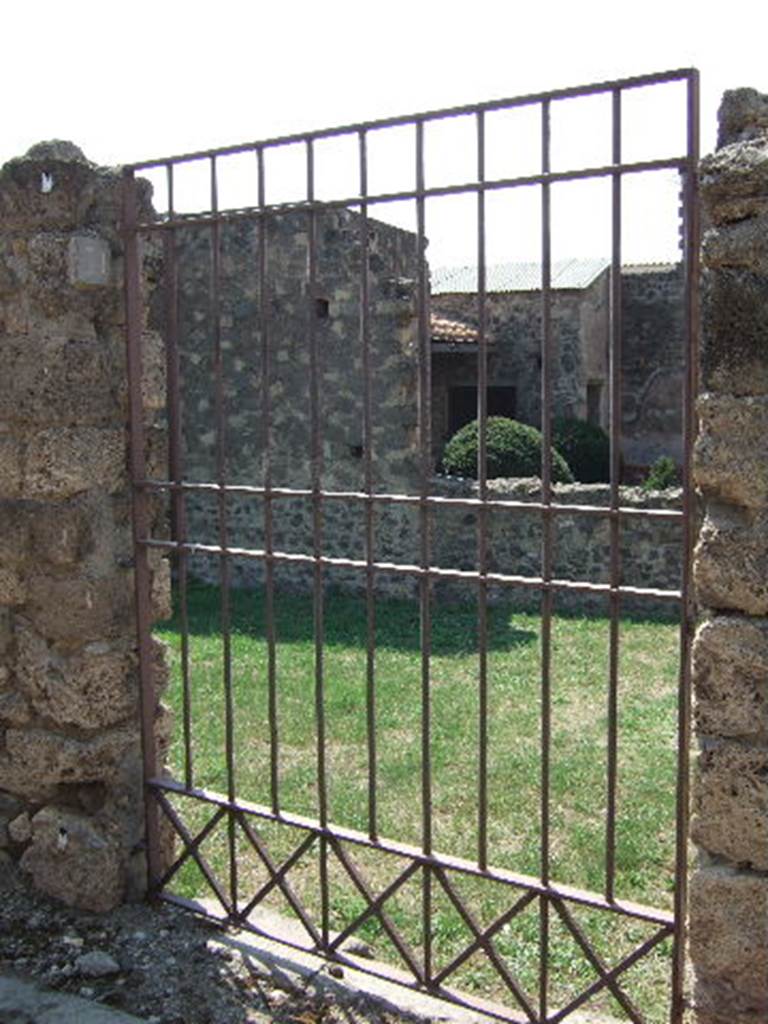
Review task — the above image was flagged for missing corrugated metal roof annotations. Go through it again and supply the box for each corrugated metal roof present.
[432,258,610,294]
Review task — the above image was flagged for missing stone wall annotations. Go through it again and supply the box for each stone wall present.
[431,273,609,459]
[690,89,768,1024]
[186,474,682,612]
[0,143,169,911]
[621,264,685,475]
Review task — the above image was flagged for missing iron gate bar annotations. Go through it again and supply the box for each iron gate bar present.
[131,156,690,231]
[141,536,684,601]
[256,144,281,820]
[357,127,379,845]
[475,107,490,874]
[162,217,194,792]
[137,480,686,520]
[605,85,623,904]
[126,68,699,171]
[124,67,700,1024]
[538,95,554,1022]
[415,115,435,986]
[236,812,322,946]
[152,778,675,927]
[671,69,700,1024]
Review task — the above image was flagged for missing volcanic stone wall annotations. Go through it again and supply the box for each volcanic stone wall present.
[689,88,768,1024]
[0,143,170,910]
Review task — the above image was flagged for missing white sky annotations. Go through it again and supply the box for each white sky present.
[2,0,765,266]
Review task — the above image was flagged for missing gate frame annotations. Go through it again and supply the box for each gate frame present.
[122,67,700,1024]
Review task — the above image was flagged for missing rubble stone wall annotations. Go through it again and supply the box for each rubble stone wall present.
[690,88,768,1024]
[0,143,169,911]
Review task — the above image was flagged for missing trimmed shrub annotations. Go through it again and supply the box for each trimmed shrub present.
[642,455,678,491]
[552,417,610,483]
[441,417,574,483]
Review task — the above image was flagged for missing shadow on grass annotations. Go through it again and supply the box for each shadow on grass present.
[163,580,679,655]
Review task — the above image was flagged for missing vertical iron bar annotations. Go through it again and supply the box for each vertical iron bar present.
[605,88,623,903]
[122,170,162,888]
[539,97,553,1023]
[476,110,490,872]
[415,118,433,986]
[210,155,238,916]
[671,68,700,1024]
[359,128,378,842]
[258,147,280,816]
[162,167,193,791]
[306,139,329,948]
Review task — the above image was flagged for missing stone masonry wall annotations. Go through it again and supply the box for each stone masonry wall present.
[0,143,170,911]
[689,89,768,1024]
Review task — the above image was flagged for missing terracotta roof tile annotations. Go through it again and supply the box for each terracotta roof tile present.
[430,314,485,345]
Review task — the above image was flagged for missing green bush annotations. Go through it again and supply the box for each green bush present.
[552,417,610,483]
[441,417,574,482]
[642,455,679,491]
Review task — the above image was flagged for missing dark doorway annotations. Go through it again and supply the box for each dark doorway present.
[448,385,517,436]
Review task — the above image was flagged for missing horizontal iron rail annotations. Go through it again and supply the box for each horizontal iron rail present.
[150,777,674,929]
[141,536,682,601]
[133,156,689,230]
[138,479,684,521]
[126,67,695,170]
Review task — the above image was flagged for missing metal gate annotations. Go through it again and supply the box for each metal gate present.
[123,69,699,1023]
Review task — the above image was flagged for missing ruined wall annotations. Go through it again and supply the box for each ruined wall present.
[0,143,170,911]
[176,208,422,596]
[431,274,609,457]
[690,89,768,1024]
[621,264,685,475]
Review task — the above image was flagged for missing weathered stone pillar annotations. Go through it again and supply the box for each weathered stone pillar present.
[690,91,768,1024]
[0,142,169,911]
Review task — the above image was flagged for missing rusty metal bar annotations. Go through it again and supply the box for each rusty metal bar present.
[671,68,700,1024]
[142,537,683,601]
[209,155,238,917]
[415,117,434,986]
[538,95,553,1023]
[256,145,280,817]
[122,169,163,890]
[358,128,378,842]
[305,138,330,949]
[126,67,696,171]
[162,174,193,792]
[605,87,623,903]
[150,777,675,927]
[137,478,685,520]
[133,156,690,231]
[475,109,490,873]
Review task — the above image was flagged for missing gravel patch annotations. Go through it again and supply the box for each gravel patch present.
[0,860,421,1024]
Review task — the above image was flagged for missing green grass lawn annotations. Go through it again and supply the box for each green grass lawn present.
[156,581,682,1023]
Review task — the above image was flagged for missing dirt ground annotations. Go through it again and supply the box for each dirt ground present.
[0,858,422,1024]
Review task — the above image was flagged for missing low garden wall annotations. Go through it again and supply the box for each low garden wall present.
[184,476,682,614]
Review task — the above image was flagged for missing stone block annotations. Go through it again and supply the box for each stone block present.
[68,234,110,286]
[718,88,768,148]
[689,865,768,1020]
[0,691,31,727]
[25,572,133,647]
[0,437,22,498]
[0,568,25,606]
[20,806,124,912]
[141,330,166,413]
[24,427,125,499]
[150,556,172,622]
[700,270,768,395]
[15,626,139,729]
[701,136,768,225]
[694,616,768,740]
[28,499,92,565]
[4,725,140,790]
[694,395,768,507]
[691,742,768,869]
[694,503,768,615]
[0,334,116,426]
[0,504,29,567]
